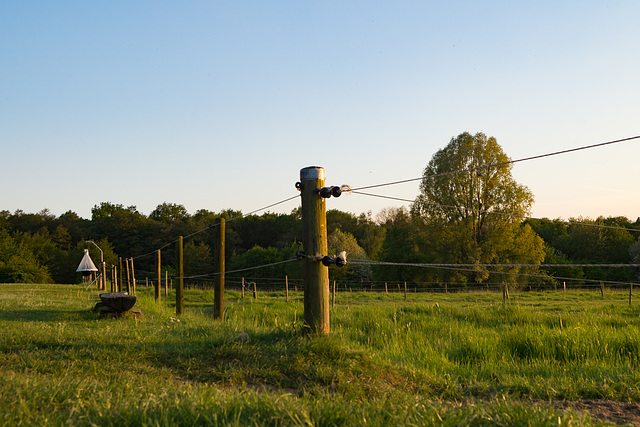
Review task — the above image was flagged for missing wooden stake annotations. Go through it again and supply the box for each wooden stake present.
[385,282,388,294]
[404,281,407,301]
[600,281,605,298]
[165,270,168,296]
[253,281,257,299]
[176,236,184,316]
[119,257,123,292]
[241,277,245,298]
[125,258,131,294]
[332,280,336,308]
[130,258,136,295]
[213,217,225,320]
[629,283,633,306]
[285,275,289,302]
[156,250,161,303]
[300,166,330,335]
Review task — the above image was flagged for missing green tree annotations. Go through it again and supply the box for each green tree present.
[327,229,372,283]
[412,132,545,286]
[0,228,52,283]
[149,202,189,222]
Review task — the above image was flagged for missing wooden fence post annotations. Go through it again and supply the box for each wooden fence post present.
[156,250,161,303]
[600,281,605,298]
[130,258,136,295]
[629,283,633,306]
[285,275,289,302]
[214,217,225,320]
[176,236,184,316]
[253,281,257,299]
[125,258,131,294]
[332,280,336,308]
[300,166,330,335]
[563,281,566,292]
[404,281,407,301]
[241,277,245,298]
[385,282,388,294]
[165,271,168,296]
[119,257,123,292]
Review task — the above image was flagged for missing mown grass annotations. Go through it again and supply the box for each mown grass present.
[1,284,636,425]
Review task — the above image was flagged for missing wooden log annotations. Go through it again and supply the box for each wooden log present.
[99,292,137,312]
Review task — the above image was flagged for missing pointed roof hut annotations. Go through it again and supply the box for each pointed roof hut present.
[76,249,98,275]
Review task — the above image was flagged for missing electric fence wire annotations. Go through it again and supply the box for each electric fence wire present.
[350,135,640,192]
[177,258,299,280]
[348,259,640,287]
[128,194,300,261]
[351,190,640,233]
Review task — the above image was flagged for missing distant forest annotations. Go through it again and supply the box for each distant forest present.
[2,201,640,289]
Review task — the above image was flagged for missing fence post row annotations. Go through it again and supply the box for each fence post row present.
[300,166,330,335]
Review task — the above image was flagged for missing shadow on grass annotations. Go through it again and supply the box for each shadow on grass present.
[147,327,424,399]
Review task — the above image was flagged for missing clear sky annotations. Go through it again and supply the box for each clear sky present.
[2,1,639,221]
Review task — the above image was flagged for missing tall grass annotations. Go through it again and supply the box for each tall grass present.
[1,284,631,425]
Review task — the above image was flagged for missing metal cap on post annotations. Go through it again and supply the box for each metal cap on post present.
[299,166,330,335]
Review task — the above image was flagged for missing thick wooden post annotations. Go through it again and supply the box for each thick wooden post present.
[300,166,330,335]
[214,217,225,320]
[156,250,161,303]
[176,236,184,316]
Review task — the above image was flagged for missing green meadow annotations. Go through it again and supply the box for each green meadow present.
[1,283,639,425]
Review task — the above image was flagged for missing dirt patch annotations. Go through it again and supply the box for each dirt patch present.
[556,400,640,426]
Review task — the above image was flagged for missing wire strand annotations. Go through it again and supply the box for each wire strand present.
[178,258,299,280]
[351,135,640,192]
[352,190,640,233]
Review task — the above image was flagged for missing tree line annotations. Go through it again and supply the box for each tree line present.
[2,132,639,289]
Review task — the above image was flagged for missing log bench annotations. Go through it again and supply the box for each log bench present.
[95,292,141,318]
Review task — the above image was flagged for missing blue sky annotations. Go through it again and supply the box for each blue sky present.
[2,1,639,221]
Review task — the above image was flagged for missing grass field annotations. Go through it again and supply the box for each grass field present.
[1,283,639,425]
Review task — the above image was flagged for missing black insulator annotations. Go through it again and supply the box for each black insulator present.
[335,256,346,268]
[319,187,333,198]
[321,256,335,266]
[295,182,303,190]
[331,186,342,198]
